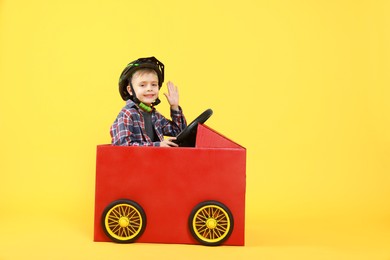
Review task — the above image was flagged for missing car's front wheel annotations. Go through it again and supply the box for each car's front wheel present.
[188,200,234,246]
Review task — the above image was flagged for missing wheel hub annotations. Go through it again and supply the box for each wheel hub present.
[119,216,130,227]
[206,218,217,229]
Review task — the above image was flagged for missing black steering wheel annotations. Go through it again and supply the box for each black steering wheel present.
[173,109,213,147]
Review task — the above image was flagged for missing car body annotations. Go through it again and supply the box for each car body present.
[94,124,246,246]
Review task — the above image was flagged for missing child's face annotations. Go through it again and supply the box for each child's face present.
[128,70,159,106]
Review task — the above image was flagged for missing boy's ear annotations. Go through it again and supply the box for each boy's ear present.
[127,85,132,95]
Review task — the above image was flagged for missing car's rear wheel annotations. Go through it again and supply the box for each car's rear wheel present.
[102,199,146,243]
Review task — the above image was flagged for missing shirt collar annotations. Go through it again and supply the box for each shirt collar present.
[126,99,137,108]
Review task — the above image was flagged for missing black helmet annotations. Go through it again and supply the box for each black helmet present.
[118,56,165,101]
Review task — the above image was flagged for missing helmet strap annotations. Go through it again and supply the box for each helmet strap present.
[138,102,152,112]
[129,82,140,103]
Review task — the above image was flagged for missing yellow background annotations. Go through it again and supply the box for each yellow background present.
[1,0,389,259]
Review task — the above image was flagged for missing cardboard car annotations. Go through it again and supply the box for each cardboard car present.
[94,114,246,246]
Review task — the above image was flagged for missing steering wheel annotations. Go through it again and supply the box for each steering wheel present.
[173,109,213,147]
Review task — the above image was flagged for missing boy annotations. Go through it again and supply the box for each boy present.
[110,57,187,147]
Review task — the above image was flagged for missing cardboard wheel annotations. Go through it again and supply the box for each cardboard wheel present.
[188,201,234,246]
[102,199,146,243]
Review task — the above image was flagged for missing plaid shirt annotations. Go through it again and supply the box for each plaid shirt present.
[110,100,187,146]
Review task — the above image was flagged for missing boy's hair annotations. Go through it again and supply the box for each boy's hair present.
[118,57,164,101]
[130,68,158,84]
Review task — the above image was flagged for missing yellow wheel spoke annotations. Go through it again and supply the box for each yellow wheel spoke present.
[213,229,220,239]
[128,209,137,219]
[214,228,222,238]
[121,228,128,237]
[211,208,217,218]
[112,209,121,218]
[214,212,223,220]
[111,224,121,234]
[128,224,138,234]
[203,228,210,238]
[215,225,227,234]
[215,215,226,221]
[119,206,125,216]
[198,211,208,220]
[198,225,208,233]
[129,213,140,221]
[123,206,130,216]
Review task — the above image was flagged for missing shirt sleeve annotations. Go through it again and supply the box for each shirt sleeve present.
[160,106,187,137]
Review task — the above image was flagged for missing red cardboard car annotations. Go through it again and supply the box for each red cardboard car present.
[94,111,246,246]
